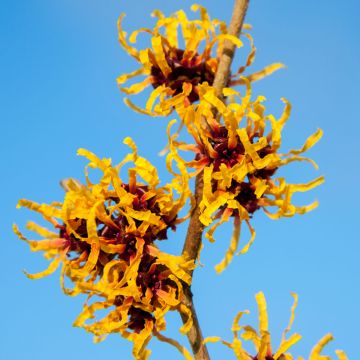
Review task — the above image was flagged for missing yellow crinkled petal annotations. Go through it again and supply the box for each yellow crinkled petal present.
[138,49,153,71]
[204,336,222,344]
[284,355,294,360]
[247,63,285,83]
[117,67,146,85]
[100,258,125,282]
[232,310,250,335]
[237,220,256,255]
[77,148,111,172]
[116,239,144,290]
[203,87,227,114]
[17,199,62,221]
[26,238,68,252]
[258,331,271,360]
[60,178,83,192]
[215,34,243,48]
[123,136,138,156]
[278,97,292,128]
[179,303,193,334]
[273,334,302,360]
[117,14,139,59]
[204,34,242,59]
[282,292,298,342]
[82,205,101,274]
[73,301,110,327]
[152,35,171,76]
[205,208,231,244]
[191,4,212,31]
[223,87,240,97]
[60,266,81,296]
[26,221,58,238]
[13,224,65,254]
[241,325,261,351]
[99,242,126,254]
[233,337,247,359]
[289,129,323,156]
[237,33,256,74]
[154,330,193,360]
[255,292,268,333]
[309,334,333,360]
[279,156,319,170]
[24,247,69,279]
[289,176,325,193]
[167,22,180,49]
[151,9,164,19]
[199,193,230,226]
[238,128,279,169]
[146,85,168,113]
[130,319,153,359]
[176,10,191,42]
[154,251,194,285]
[124,98,161,116]
[254,179,268,199]
[215,215,241,273]
[157,83,192,115]
[121,78,152,95]
[335,350,349,360]
[213,162,248,189]
[157,289,180,307]
[129,27,153,44]
[135,157,160,187]
[125,207,161,225]
[268,114,283,151]
[13,223,27,241]
[182,25,201,60]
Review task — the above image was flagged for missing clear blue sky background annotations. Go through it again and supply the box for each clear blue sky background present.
[1,1,359,359]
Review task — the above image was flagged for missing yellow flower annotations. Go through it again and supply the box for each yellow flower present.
[14,137,193,358]
[205,292,348,360]
[170,82,324,272]
[73,243,194,359]
[117,4,284,116]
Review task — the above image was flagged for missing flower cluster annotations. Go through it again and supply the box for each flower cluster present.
[205,292,348,360]
[117,5,324,273]
[117,4,283,116]
[16,3,347,359]
[168,82,324,272]
[15,138,194,358]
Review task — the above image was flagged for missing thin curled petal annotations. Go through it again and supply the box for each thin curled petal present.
[154,330,193,360]
[24,247,69,279]
[309,334,334,360]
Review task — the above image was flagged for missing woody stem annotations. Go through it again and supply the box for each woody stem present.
[180,1,250,359]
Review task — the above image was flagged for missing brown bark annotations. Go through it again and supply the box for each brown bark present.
[180,1,250,359]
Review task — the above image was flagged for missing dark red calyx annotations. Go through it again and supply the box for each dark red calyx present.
[231,181,260,215]
[150,48,215,103]
[59,220,90,253]
[128,307,154,333]
[208,127,245,171]
[137,256,168,298]
[253,354,284,360]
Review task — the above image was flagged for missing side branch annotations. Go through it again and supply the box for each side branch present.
[180,1,250,359]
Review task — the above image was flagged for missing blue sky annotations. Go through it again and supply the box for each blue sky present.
[1,1,359,359]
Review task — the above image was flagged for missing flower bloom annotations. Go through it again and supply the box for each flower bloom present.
[169,82,324,272]
[205,292,348,360]
[14,137,193,358]
[117,4,284,116]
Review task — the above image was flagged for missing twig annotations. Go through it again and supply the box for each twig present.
[180,1,250,359]
[213,0,250,98]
